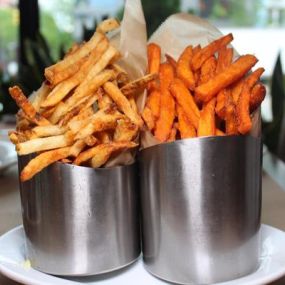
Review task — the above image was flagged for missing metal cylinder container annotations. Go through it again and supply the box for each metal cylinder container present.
[18,157,140,276]
[139,136,262,284]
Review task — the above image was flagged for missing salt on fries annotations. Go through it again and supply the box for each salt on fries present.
[143,33,266,142]
[8,18,156,182]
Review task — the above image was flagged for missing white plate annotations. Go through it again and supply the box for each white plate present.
[0,130,17,174]
[0,225,285,285]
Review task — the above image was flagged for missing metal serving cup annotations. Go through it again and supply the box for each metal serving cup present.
[139,136,261,284]
[18,157,140,276]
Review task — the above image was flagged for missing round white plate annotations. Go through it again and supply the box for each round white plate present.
[0,130,17,174]
[0,225,285,285]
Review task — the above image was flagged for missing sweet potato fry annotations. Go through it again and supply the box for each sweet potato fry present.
[177,105,196,139]
[154,89,175,142]
[103,81,143,127]
[20,147,70,182]
[120,73,157,97]
[225,99,238,135]
[193,44,201,55]
[192,33,233,71]
[250,83,266,112]
[165,54,177,70]
[114,119,139,142]
[216,129,225,136]
[145,89,161,120]
[147,43,161,90]
[142,106,155,131]
[216,47,233,74]
[169,78,200,129]
[215,89,230,119]
[195,54,258,103]
[9,86,51,126]
[197,98,216,137]
[167,124,178,142]
[177,45,195,90]
[237,84,252,134]
[199,56,217,85]
[231,79,244,104]
[159,62,175,90]
[245,67,265,89]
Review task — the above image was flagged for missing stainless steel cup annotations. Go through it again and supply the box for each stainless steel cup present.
[139,136,261,284]
[18,157,140,276]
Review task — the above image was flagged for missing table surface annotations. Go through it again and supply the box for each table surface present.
[1,166,285,285]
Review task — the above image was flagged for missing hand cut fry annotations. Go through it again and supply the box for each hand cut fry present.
[195,54,258,103]
[114,119,139,142]
[250,83,266,112]
[147,43,161,90]
[192,33,233,71]
[69,140,86,157]
[9,86,51,126]
[177,45,195,90]
[31,83,50,111]
[197,98,216,137]
[84,135,99,147]
[103,81,143,127]
[96,131,111,143]
[237,84,252,134]
[177,105,196,139]
[20,147,70,182]
[98,93,113,109]
[96,18,120,33]
[32,125,67,138]
[169,78,200,128]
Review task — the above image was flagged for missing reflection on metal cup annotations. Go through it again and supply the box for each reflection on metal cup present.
[18,157,140,276]
[139,136,261,284]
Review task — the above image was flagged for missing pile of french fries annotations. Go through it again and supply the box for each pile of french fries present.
[142,33,266,142]
[8,19,156,182]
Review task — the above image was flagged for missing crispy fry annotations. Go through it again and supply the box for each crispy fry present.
[192,33,233,71]
[120,73,157,97]
[237,84,252,134]
[98,94,113,109]
[31,82,50,111]
[41,106,56,119]
[165,54,177,70]
[169,78,200,129]
[96,18,120,33]
[103,81,143,127]
[69,139,86,157]
[199,56,217,85]
[176,105,196,139]
[145,89,161,120]
[197,98,216,137]
[177,45,195,90]
[20,147,70,182]
[142,106,155,131]
[250,83,266,112]
[147,43,161,90]
[32,125,67,138]
[195,54,258,103]
[9,86,51,126]
[84,135,98,147]
[114,119,139,142]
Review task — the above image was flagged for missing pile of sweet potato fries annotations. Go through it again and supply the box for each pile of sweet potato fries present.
[142,33,266,142]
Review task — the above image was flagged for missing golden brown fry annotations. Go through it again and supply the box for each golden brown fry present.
[103,81,143,127]
[165,54,177,70]
[195,54,258,103]
[120,73,157,97]
[96,131,111,144]
[20,147,70,182]
[250,83,266,112]
[142,106,155,131]
[84,135,98,147]
[197,98,216,137]
[169,78,200,129]
[98,94,113,109]
[177,105,196,139]
[114,119,139,142]
[96,18,120,33]
[199,56,217,85]
[32,125,67,138]
[177,45,195,90]
[9,86,51,126]
[192,33,233,71]
[145,89,161,120]
[237,84,252,134]
[31,82,50,111]
[147,43,161,90]
[69,139,86,157]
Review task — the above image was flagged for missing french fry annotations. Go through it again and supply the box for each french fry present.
[169,78,200,129]
[215,89,229,119]
[114,119,139,142]
[193,44,201,55]
[145,89,161,120]
[96,18,120,33]
[31,82,50,111]
[237,84,252,134]
[197,98,216,137]
[216,129,225,136]
[231,79,244,104]
[250,83,266,112]
[147,43,161,90]
[96,131,111,143]
[246,67,265,89]
[165,54,177,70]
[177,105,196,139]
[142,106,155,131]
[9,86,51,126]
[216,47,233,74]
[195,54,258,103]
[103,81,143,127]
[167,124,178,142]
[225,98,238,135]
[84,135,99,147]
[98,94,113,109]
[69,140,86,157]
[192,33,233,71]
[120,73,157,97]
[199,56,217,85]
[20,147,70,182]
[32,125,67,138]
[177,45,195,90]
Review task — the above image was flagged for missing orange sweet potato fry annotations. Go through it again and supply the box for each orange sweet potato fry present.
[170,78,200,129]
[216,129,225,136]
[245,67,265,89]
[231,79,244,104]
[165,54,177,70]
[167,123,178,142]
[193,44,201,55]
[199,56,217,85]
[237,84,252,134]
[159,62,175,90]
[177,45,195,90]
[215,89,227,119]
[147,43,161,90]
[177,105,196,139]
[142,106,155,131]
[250,83,266,112]
[197,98,216,137]
[195,54,258,103]
[225,99,238,135]
[216,47,233,74]
[146,89,161,120]
[154,89,175,142]
[192,33,233,71]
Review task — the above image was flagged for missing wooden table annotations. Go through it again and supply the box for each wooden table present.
[1,166,285,284]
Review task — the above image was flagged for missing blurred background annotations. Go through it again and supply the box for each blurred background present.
[0,0,285,160]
